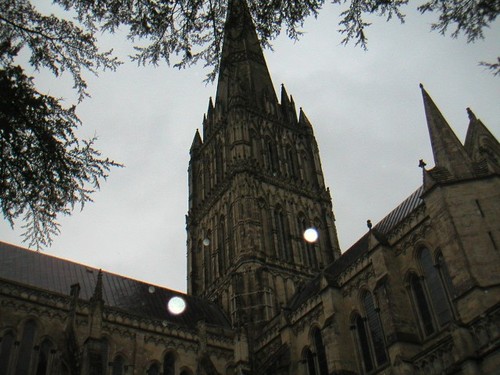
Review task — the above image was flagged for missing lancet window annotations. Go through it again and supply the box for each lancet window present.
[147,363,160,375]
[163,352,176,375]
[286,145,297,178]
[362,292,388,367]
[303,347,316,375]
[15,319,37,374]
[274,207,292,261]
[351,292,388,373]
[298,214,316,268]
[266,139,279,174]
[215,141,224,185]
[204,230,212,286]
[352,313,374,373]
[437,251,456,298]
[409,273,435,336]
[111,355,125,375]
[218,216,227,275]
[420,247,453,326]
[36,339,54,375]
[409,247,453,337]
[0,330,14,374]
[312,327,329,375]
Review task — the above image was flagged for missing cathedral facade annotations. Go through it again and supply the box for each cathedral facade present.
[1,0,499,374]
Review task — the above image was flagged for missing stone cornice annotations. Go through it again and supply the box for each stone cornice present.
[0,278,234,346]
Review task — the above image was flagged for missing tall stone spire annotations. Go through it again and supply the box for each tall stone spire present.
[215,0,278,113]
[187,0,341,329]
[420,84,474,182]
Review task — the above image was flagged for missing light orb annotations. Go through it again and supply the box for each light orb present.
[303,228,319,243]
[167,296,186,315]
[202,238,210,246]
[148,286,155,293]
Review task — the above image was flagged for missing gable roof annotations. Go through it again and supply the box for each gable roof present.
[0,242,230,328]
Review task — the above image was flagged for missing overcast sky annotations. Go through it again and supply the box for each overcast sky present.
[1,4,499,293]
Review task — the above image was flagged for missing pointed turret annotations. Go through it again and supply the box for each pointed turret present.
[290,96,298,122]
[91,269,104,303]
[420,84,474,183]
[203,98,215,137]
[215,0,278,113]
[88,270,104,338]
[464,108,500,172]
[280,84,297,124]
[190,129,203,154]
[298,107,313,129]
[207,97,215,118]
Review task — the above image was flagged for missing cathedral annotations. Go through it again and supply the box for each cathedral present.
[1,0,499,374]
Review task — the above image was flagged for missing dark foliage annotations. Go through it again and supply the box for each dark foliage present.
[0,45,121,249]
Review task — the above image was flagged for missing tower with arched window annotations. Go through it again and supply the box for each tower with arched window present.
[186,0,341,328]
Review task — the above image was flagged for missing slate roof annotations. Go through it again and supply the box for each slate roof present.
[288,186,424,311]
[0,242,231,328]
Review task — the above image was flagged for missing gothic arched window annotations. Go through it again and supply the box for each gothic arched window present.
[303,347,316,375]
[204,230,212,285]
[362,292,388,367]
[274,207,291,261]
[0,330,14,374]
[111,355,125,375]
[147,363,160,375]
[215,141,224,185]
[437,251,456,299]
[409,273,435,336]
[164,352,176,375]
[15,319,37,374]
[297,214,316,267]
[297,214,309,266]
[286,145,297,178]
[312,327,328,375]
[36,339,54,375]
[419,248,453,327]
[203,156,211,195]
[352,314,373,373]
[313,218,324,266]
[218,216,227,275]
[266,139,279,174]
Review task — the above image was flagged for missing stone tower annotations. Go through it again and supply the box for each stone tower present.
[186,0,341,328]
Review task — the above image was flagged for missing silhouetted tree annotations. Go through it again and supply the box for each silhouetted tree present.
[0,42,120,249]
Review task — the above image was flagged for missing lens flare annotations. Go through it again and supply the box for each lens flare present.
[167,296,186,315]
[303,228,319,243]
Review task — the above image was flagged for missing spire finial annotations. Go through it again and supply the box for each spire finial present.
[466,107,477,121]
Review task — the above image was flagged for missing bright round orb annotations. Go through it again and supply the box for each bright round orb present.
[303,228,319,243]
[202,238,210,246]
[167,296,186,315]
[148,286,155,293]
